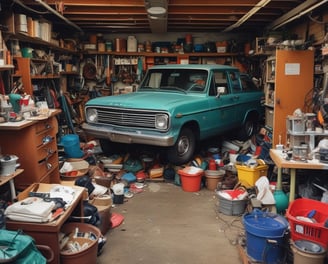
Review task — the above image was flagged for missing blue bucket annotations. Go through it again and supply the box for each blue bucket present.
[243,209,289,263]
[60,134,84,158]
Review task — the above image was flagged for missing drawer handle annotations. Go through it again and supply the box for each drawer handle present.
[46,162,53,170]
[42,135,53,144]
[45,148,54,155]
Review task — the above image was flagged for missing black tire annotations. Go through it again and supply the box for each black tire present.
[167,127,196,165]
[237,117,257,141]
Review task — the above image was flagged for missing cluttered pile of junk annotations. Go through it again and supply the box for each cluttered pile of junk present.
[3,125,328,263]
[55,129,328,264]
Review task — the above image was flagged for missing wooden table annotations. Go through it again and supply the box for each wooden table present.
[6,183,85,264]
[270,149,328,202]
[0,169,24,201]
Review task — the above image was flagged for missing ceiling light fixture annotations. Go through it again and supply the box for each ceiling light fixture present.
[269,0,328,30]
[147,6,167,16]
[223,0,271,32]
[145,0,168,33]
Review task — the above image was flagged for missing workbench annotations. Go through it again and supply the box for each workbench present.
[270,149,328,202]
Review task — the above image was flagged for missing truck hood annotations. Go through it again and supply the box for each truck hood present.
[86,91,205,110]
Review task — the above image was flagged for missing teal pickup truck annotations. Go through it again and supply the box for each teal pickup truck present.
[82,64,264,165]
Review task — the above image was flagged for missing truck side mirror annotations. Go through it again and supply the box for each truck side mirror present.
[216,86,226,97]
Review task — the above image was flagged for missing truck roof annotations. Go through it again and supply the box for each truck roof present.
[148,64,238,71]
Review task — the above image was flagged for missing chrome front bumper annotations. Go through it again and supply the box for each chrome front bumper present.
[82,123,175,147]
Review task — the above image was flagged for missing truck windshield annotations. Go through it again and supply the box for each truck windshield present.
[139,69,209,93]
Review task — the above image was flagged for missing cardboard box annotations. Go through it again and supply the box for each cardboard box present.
[18,182,89,201]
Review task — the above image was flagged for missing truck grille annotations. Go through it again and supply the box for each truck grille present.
[92,107,167,129]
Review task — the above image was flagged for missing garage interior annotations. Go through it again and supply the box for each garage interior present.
[1,0,328,263]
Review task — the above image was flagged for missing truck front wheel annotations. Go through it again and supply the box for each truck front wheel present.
[238,117,257,141]
[167,128,196,165]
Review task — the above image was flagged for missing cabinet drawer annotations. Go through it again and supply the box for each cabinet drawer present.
[35,132,56,148]
[35,118,55,134]
[36,140,57,161]
[37,151,58,177]
[39,166,60,184]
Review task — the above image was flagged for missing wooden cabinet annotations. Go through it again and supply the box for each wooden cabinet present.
[264,49,314,146]
[0,110,61,190]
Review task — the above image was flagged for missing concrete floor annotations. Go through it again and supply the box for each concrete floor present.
[97,182,244,264]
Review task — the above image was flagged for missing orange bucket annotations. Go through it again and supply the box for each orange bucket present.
[178,166,204,192]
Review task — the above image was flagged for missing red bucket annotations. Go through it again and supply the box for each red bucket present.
[178,166,204,192]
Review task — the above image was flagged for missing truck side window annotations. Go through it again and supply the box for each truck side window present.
[213,71,228,95]
[240,74,259,91]
[229,72,242,92]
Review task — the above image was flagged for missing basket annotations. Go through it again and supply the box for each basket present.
[60,223,101,264]
[286,198,328,248]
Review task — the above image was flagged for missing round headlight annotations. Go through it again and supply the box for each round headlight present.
[155,114,168,129]
[86,108,98,122]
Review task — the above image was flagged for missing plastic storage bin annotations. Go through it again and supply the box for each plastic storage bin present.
[235,164,268,187]
[286,198,328,248]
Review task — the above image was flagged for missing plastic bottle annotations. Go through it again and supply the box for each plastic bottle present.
[209,159,216,170]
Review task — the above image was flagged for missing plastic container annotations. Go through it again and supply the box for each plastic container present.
[287,115,305,133]
[273,189,289,214]
[243,209,289,263]
[21,47,33,58]
[112,183,125,204]
[236,164,268,187]
[60,134,84,158]
[178,166,204,192]
[286,198,328,248]
[127,36,137,52]
[60,223,101,264]
[113,194,124,204]
[291,240,326,264]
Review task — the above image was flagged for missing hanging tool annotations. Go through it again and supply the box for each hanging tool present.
[106,54,111,86]
[59,90,75,134]
[317,73,328,125]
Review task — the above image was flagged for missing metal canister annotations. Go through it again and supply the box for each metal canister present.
[115,38,127,52]
[105,41,112,51]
